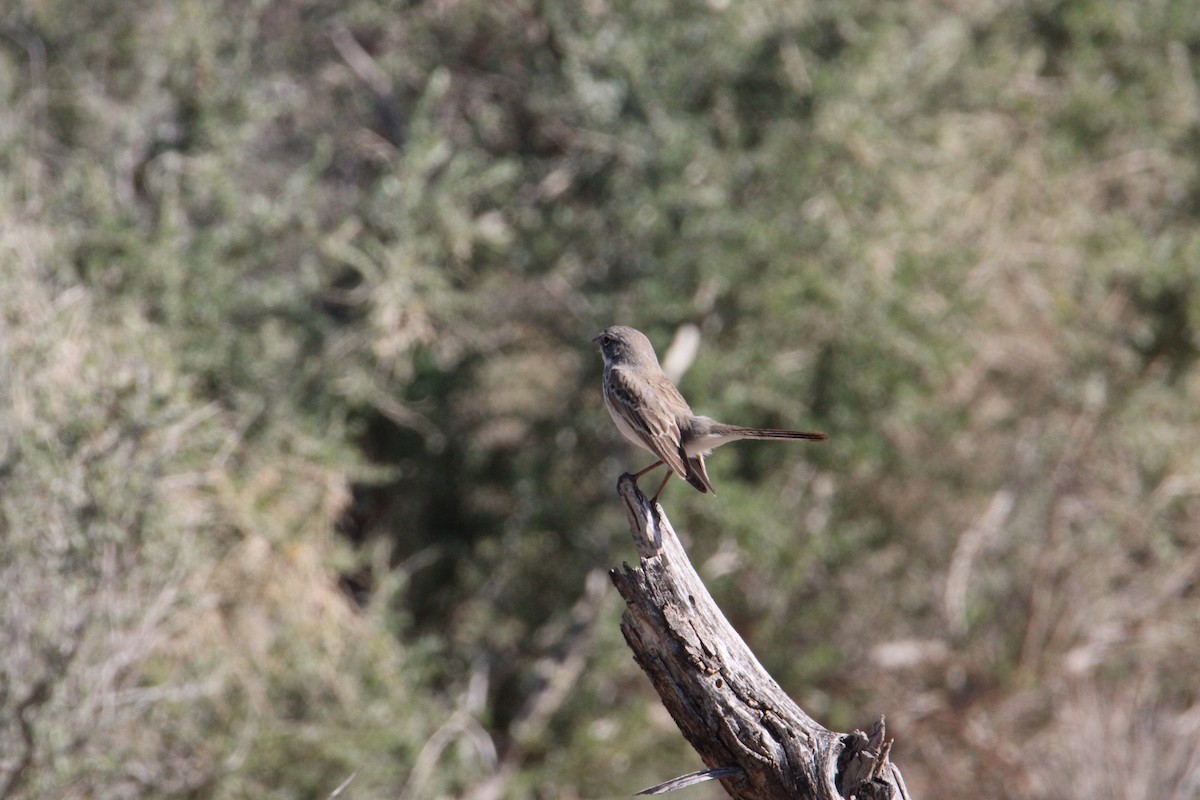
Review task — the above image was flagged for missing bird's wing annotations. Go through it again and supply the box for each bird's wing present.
[606,367,692,481]
[684,454,716,495]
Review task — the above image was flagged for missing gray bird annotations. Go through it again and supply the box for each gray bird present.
[594,325,826,502]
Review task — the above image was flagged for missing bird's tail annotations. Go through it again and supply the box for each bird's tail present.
[727,426,827,441]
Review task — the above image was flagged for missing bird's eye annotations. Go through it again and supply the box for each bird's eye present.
[601,335,613,346]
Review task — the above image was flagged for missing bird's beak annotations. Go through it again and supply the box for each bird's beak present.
[591,335,602,345]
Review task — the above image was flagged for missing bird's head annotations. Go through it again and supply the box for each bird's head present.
[593,325,658,369]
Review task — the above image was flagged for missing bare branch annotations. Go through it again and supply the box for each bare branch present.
[609,474,911,800]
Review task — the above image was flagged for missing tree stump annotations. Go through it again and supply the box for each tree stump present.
[609,474,912,800]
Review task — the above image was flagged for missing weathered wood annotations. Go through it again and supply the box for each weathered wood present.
[609,474,911,800]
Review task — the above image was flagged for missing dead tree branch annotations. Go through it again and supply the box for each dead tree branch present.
[609,474,911,800]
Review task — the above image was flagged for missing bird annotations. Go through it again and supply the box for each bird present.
[594,325,826,503]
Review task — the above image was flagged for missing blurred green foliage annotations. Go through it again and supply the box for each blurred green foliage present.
[2,0,1200,797]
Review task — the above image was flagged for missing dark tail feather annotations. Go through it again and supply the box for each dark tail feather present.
[730,426,827,441]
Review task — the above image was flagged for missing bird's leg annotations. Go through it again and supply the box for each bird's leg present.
[632,460,665,480]
[650,470,673,504]
[630,460,669,502]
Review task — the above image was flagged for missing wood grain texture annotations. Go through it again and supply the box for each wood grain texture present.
[609,474,911,800]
